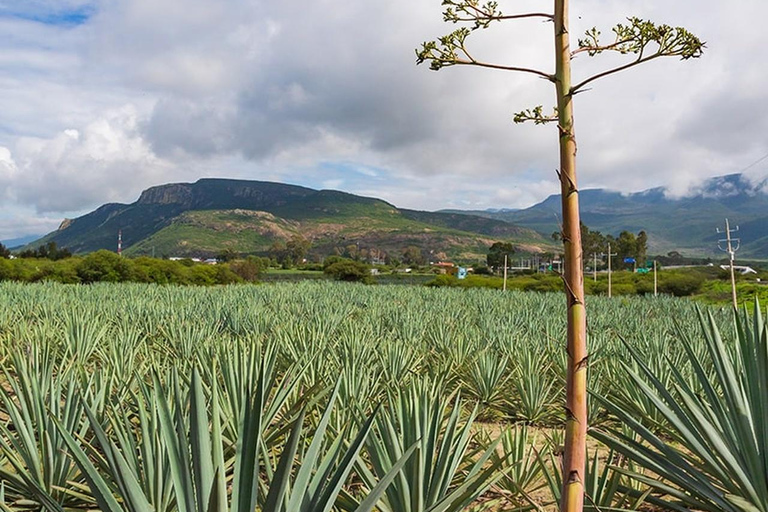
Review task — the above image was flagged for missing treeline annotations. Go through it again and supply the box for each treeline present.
[552,224,648,269]
[0,250,272,285]
[428,266,730,298]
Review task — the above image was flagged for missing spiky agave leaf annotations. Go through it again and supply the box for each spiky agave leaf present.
[593,300,768,512]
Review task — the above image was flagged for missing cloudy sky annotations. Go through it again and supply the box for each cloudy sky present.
[0,0,766,240]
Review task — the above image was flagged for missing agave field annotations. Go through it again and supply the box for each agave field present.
[0,281,764,511]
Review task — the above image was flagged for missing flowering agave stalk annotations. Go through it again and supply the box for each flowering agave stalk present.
[416,4,703,511]
[593,301,768,511]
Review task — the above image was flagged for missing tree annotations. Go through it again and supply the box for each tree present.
[216,248,238,263]
[76,250,134,283]
[636,230,648,265]
[486,241,515,271]
[0,243,9,259]
[615,230,637,269]
[228,256,269,282]
[611,230,648,269]
[286,235,311,265]
[581,223,607,264]
[417,4,703,511]
[666,250,683,263]
[17,241,71,260]
[268,240,288,266]
[401,246,425,266]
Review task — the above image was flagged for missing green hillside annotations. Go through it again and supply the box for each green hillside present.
[30,178,552,261]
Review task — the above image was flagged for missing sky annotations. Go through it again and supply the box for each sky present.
[1,0,767,240]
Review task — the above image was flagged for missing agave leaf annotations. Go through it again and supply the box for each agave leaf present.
[50,417,123,512]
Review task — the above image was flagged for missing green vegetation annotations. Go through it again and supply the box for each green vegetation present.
[323,256,372,283]
[0,281,751,511]
[14,241,72,260]
[0,251,254,285]
[486,241,515,271]
[595,302,768,512]
[2,250,765,307]
[426,265,768,307]
[29,179,551,261]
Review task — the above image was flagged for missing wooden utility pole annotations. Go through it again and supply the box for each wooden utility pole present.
[593,253,598,281]
[653,260,658,297]
[606,244,617,298]
[717,219,740,309]
[503,254,508,292]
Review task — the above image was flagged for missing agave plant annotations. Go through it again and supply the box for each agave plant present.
[593,301,768,512]
[535,445,650,512]
[482,425,546,507]
[507,346,559,425]
[461,351,509,421]
[0,347,106,510]
[54,364,413,512]
[355,378,507,512]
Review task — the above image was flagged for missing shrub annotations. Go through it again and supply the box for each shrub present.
[472,266,492,275]
[76,251,135,283]
[426,274,458,287]
[609,283,636,296]
[659,273,702,297]
[323,255,346,269]
[213,265,242,285]
[324,259,372,283]
[229,256,268,282]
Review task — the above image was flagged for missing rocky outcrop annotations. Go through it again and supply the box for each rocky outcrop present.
[137,183,195,206]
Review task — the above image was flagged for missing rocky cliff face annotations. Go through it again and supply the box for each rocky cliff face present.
[135,179,316,210]
[137,183,195,206]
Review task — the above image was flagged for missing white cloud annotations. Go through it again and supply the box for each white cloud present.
[1,106,177,212]
[0,213,61,241]
[0,0,767,237]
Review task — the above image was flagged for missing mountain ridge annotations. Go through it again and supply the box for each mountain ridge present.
[453,173,768,258]
[29,178,551,261]
[25,173,768,260]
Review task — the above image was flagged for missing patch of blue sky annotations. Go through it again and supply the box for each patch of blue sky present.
[0,3,95,27]
[0,122,19,137]
[317,161,389,180]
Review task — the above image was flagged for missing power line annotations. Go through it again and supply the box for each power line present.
[735,150,768,175]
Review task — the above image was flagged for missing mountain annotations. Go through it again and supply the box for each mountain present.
[28,178,551,261]
[455,174,768,258]
[1,234,43,249]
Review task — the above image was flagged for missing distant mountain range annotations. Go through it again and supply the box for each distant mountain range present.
[27,178,550,261]
[1,234,42,249]
[447,174,768,258]
[24,173,768,260]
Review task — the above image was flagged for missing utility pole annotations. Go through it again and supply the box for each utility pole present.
[117,230,122,256]
[592,252,604,282]
[717,219,740,309]
[653,260,658,297]
[592,253,597,281]
[606,244,617,298]
[503,254,508,292]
